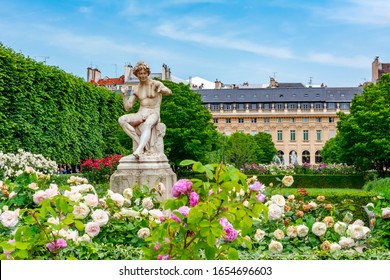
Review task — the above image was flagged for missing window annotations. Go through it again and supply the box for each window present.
[303,130,309,141]
[276,103,284,110]
[238,118,244,123]
[290,117,296,123]
[290,130,296,141]
[301,103,310,109]
[329,117,335,123]
[329,130,336,138]
[327,102,335,109]
[340,103,350,109]
[316,117,322,123]
[264,118,270,123]
[237,103,245,110]
[251,118,257,123]
[303,117,309,123]
[264,130,270,134]
[223,104,232,110]
[277,117,283,123]
[288,103,297,109]
[226,118,231,123]
[316,130,322,141]
[315,151,322,163]
[314,103,323,109]
[263,103,270,109]
[251,130,257,136]
[250,103,257,110]
[211,104,220,111]
[213,118,218,124]
[302,150,310,163]
[277,130,283,141]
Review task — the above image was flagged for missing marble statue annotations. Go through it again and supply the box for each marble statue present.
[119,61,172,159]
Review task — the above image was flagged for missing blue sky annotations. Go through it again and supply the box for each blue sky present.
[1,0,389,87]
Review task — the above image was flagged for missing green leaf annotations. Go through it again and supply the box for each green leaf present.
[228,247,239,260]
[180,159,196,166]
[74,220,85,231]
[193,162,206,173]
[205,245,216,260]
[187,207,203,225]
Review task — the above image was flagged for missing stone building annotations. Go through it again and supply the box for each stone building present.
[195,80,363,165]
[372,56,390,83]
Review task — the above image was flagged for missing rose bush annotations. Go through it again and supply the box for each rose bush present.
[0,159,389,260]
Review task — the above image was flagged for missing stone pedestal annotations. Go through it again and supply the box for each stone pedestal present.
[110,154,176,201]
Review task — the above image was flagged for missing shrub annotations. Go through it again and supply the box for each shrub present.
[363,177,390,199]
[80,154,122,184]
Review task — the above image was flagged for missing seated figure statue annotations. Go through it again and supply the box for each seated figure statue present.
[118,61,172,159]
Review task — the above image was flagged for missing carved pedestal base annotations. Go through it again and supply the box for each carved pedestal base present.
[110,154,176,201]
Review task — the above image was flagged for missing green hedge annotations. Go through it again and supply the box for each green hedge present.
[255,174,365,189]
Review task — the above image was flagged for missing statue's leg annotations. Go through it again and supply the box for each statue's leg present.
[133,114,159,158]
[118,115,141,145]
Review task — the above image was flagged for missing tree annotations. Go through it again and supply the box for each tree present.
[253,132,277,163]
[159,80,220,168]
[321,134,343,163]
[225,132,258,168]
[327,74,390,175]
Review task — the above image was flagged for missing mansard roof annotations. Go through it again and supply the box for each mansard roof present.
[195,87,363,103]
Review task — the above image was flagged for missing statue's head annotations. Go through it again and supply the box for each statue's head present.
[133,61,151,77]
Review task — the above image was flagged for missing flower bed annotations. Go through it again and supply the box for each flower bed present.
[0,161,389,260]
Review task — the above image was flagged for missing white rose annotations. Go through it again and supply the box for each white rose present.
[268,240,283,253]
[254,229,266,241]
[8,191,17,199]
[353,219,364,226]
[73,203,90,219]
[243,201,249,207]
[334,221,347,235]
[47,217,60,226]
[347,224,366,240]
[273,229,285,240]
[137,227,151,239]
[123,188,133,199]
[83,194,99,207]
[64,189,82,202]
[33,190,48,204]
[312,222,327,237]
[281,175,294,187]
[66,229,79,241]
[0,209,19,228]
[268,204,283,220]
[73,184,92,193]
[339,236,355,248]
[149,209,164,220]
[91,209,109,226]
[142,197,154,210]
[111,193,125,207]
[330,243,341,252]
[382,207,390,219]
[77,234,91,243]
[85,222,100,237]
[297,224,309,238]
[308,201,318,210]
[286,226,298,238]
[271,194,286,207]
[120,208,141,218]
[141,208,149,216]
[28,183,38,190]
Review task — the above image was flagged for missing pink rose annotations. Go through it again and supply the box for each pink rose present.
[249,181,264,192]
[171,179,193,197]
[189,192,199,206]
[177,206,190,217]
[47,238,67,251]
[85,221,101,237]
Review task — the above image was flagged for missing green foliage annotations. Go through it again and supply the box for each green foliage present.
[322,74,390,175]
[143,161,267,260]
[363,177,390,199]
[225,132,258,168]
[0,43,129,165]
[159,81,220,167]
[256,174,365,189]
[253,132,278,164]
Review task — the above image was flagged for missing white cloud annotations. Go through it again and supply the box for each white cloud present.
[306,52,370,68]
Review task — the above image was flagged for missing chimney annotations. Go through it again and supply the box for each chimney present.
[269,77,278,88]
[93,68,101,83]
[124,64,133,82]
[215,79,222,89]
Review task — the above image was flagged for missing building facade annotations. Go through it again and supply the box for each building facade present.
[196,83,363,165]
[372,56,390,83]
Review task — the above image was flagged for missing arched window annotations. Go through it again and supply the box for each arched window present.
[302,150,310,163]
[277,150,285,165]
[315,151,322,163]
[289,150,298,165]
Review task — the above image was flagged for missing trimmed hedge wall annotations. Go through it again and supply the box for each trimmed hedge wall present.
[255,174,365,189]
